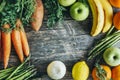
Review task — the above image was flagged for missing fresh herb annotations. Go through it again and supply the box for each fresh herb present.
[22,0,36,26]
[43,0,66,27]
[0,57,36,80]
[0,0,35,32]
[95,63,107,80]
[0,1,17,31]
[0,0,6,12]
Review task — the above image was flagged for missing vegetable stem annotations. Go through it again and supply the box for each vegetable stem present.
[88,31,120,60]
[0,0,6,12]
[106,26,115,37]
[6,56,30,79]
[20,0,24,19]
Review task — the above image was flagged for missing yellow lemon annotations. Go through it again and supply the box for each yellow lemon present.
[72,61,89,80]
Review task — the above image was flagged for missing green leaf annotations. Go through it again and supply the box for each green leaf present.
[43,0,66,27]
[95,63,107,80]
[0,0,6,12]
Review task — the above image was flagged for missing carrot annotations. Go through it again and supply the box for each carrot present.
[109,0,120,8]
[17,19,30,57]
[11,20,24,62]
[20,27,30,57]
[2,24,11,69]
[0,31,2,61]
[113,12,120,30]
[31,0,44,31]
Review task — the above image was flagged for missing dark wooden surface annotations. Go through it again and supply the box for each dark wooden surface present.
[27,13,99,80]
[12,14,97,80]
[1,6,120,80]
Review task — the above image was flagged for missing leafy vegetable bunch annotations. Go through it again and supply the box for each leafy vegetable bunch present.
[43,0,66,27]
[0,0,36,32]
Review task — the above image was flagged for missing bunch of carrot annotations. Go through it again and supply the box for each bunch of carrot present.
[1,20,29,69]
[0,0,44,69]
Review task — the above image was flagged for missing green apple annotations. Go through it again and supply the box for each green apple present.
[70,2,89,21]
[47,61,66,79]
[103,47,120,66]
[58,0,76,7]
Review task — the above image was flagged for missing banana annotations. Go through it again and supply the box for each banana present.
[99,0,113,33]
[88,0,97,36]
[88,0,104,36]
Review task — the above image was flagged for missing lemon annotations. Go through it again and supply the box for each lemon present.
[72,61,89,80]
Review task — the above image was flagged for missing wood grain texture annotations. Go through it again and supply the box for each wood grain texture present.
[13,19,99,79]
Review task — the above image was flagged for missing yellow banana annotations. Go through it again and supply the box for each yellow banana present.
[99,0,113,33]
[88,0,97,36]
[88,0,104,36]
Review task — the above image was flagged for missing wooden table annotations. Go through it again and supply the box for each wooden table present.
[27,14,97,80]
[2,7,120,80]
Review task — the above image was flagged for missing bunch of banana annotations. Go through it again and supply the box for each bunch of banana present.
[88,0,113,36]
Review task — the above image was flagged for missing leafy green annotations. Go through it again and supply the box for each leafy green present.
[22,0,36,26]
[95,63,107,80]
[0,1,17,30]
[0,0,6,12]
[0,0,35,32]
[43,0,66,27]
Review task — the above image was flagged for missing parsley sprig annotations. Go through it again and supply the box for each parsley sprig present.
[0,0,35,32]
[43,0,66,27]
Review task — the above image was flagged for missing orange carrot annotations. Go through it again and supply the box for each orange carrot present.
[17,19,30,57]
[0,31,2,61]
[2,24,11,69]
[11,21,24,62]
[20,27,30,57]
[31,0,44,31]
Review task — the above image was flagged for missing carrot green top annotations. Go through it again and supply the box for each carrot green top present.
[0,0,35,32]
